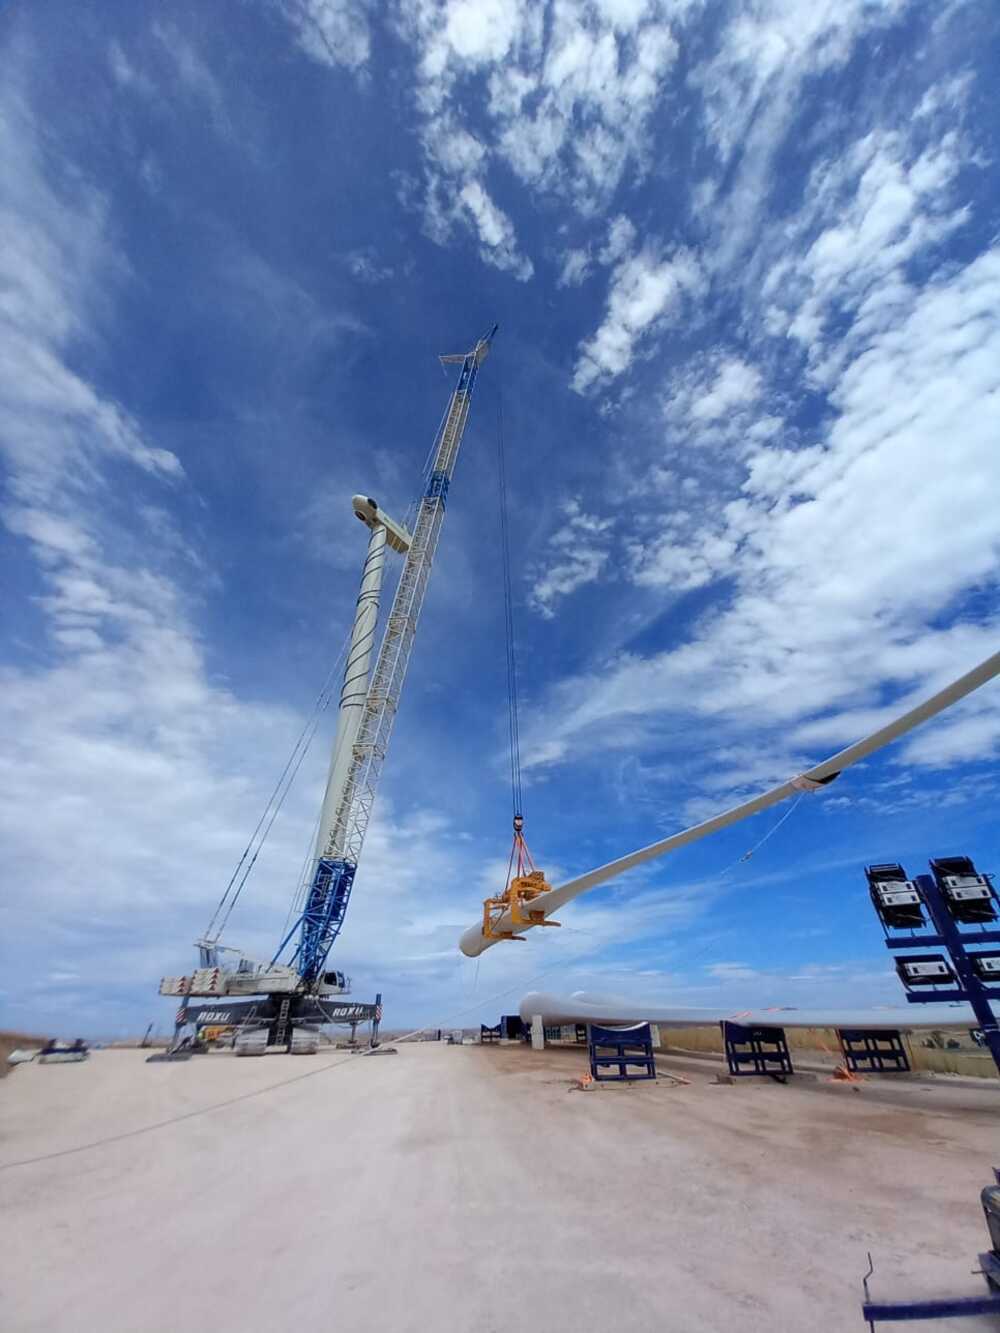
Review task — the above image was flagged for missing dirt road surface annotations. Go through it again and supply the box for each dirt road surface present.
[2,1043,998,1331]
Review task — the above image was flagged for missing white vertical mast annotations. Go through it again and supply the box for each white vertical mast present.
[314,517,385,862]
[313,495,413,863]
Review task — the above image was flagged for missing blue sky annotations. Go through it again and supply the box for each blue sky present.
[2,0,999,1038]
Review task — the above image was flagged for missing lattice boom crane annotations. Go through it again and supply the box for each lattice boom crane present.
[159,326,496,1053]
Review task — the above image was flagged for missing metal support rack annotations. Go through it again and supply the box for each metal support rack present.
[722,1021,794,1079]
[588,1023,657,1082]
[868,857,1000,1076]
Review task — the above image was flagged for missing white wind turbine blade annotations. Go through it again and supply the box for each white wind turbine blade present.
[459,650,1000,957]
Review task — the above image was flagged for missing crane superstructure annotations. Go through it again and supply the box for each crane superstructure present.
[159,326,497,1053]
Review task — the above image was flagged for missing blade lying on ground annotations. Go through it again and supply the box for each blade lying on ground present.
[517,990,978,1031]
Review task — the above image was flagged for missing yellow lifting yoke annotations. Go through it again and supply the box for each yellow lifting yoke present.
[482,815,561,941]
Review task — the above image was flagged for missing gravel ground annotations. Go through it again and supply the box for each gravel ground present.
[2,1042,998,1332]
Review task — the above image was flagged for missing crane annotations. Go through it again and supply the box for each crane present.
[158,325,497,1055]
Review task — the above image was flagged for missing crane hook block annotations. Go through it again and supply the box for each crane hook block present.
[513,813,524,833]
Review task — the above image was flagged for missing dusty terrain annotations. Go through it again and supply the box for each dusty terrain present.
[2,1042,998,1332]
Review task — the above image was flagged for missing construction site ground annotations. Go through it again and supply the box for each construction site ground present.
[2,1041,998,1332]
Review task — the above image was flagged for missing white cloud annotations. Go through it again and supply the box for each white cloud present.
[279,0,373,72]
[402,0,680,200]
[764,129,969,375]
[914,70,974,121]
[345,248,394,282]
[558,247,592,288]
[458,179,534,279]
[676,355,763,425]
[436,0,525,70]
[529,68,999,798]
[572,243,702,392]
[598,214,637,266]
[0,98,182,520]
[149,21,236,138]
[629,528,737,592]
[497,9,679,207]
[414,112,533,278]
[398,0,683,277]
[529,498,615,617]
[527,225,1000,781]
[690,0,911,274]
[694,0,906,163]
[108,39,154,95]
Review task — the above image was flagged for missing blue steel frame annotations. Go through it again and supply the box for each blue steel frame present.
[588,1022,657,1081]
[839,1028,910,1074]
[883,871,1000,1076]
[425,472,450,504]
[722,1020,794,1078]
[272,857,357,984]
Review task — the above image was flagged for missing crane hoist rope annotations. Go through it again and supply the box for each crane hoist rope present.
[481,394,560,943]
[201,627,352,946]
[497,391,522,821]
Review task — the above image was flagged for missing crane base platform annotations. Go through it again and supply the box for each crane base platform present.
[165,995,383,1055]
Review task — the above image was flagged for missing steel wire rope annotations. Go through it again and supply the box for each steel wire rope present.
[660,793,810,973]
[279,805,325,947]
[496,389,523,820]
[213,696,336,942]
[404,378,453,532]
[203,629,351,944]
[538,792,808,973]
[556,793,853,1037]
[221,526,392,948]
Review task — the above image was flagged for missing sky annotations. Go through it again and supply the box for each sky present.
[1,0,999,1039]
